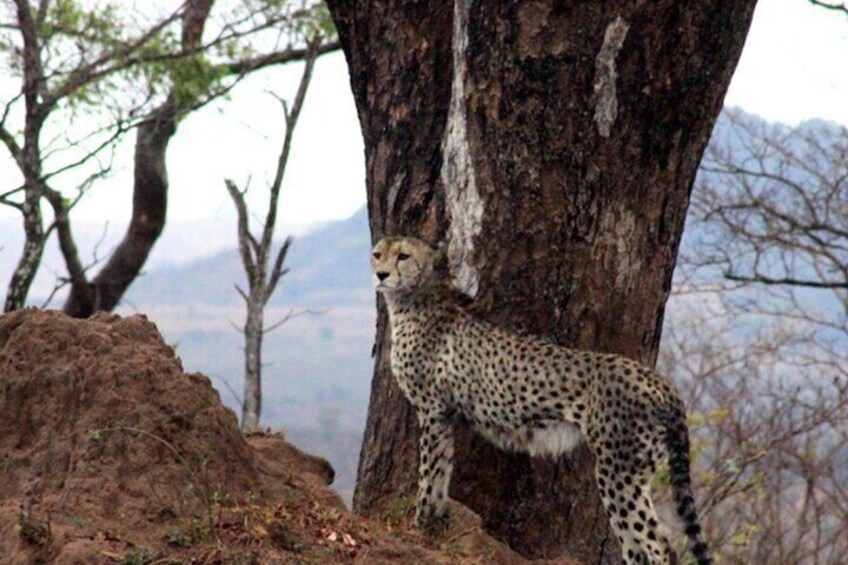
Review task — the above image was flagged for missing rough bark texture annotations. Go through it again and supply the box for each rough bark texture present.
[63,104,176,317]
[4,0,47,313]
[329,0,757,561]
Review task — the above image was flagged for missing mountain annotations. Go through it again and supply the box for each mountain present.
[126,207,372,308]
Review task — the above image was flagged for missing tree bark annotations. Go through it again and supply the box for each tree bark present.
[63,102,177,317]
[4,0,47,313]
[241,291,265,432]
[329,0,757,561]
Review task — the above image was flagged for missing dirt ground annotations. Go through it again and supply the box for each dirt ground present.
[0,309,578,564]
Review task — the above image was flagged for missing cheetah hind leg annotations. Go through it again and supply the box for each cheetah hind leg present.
[595,461,673,565]
[414,411,455,534]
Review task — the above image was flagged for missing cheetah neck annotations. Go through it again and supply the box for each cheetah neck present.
[382,284,457,321]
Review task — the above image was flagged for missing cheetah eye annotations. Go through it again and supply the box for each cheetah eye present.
[397,253,411,261]
[372,252,382,259]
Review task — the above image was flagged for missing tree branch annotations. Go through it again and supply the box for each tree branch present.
[225,178,258,279]
[263,307,322,334]
[0,91,24,166]
[261,35,320,256]
[234,284,249,303]
[14,0,46,117]
[42,187,88,292]
[808,0,848,15]
[724,271,848,289]
[44,6,185,106]
[0,125,23,168]
[224,39,340,76]
[264,236,293,304]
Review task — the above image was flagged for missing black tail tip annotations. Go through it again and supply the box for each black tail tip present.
[685,522,702,537]
[691,541,712,565]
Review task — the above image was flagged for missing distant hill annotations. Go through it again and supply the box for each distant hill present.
[126,206,372,308]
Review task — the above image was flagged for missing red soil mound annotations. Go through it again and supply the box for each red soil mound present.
[0,309,261,562]
[0,309,570,564]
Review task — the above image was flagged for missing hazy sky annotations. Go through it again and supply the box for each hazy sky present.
[1,0,847,274]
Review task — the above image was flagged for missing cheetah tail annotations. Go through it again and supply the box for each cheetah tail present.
[664,399,713,565]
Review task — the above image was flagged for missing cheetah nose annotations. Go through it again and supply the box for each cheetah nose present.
[376,271,390,282]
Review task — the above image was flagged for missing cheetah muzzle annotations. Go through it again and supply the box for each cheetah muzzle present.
[370,236,713,565]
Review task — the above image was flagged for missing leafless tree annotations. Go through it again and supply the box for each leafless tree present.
[0,0,339,315]
[666,109,848,563]
[225,36,319,433]
[657,289,848,564]
[684,108,848,363]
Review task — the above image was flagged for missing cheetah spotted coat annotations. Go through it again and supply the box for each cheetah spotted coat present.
[371,236,712,565]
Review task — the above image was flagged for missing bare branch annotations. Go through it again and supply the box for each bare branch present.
[225,178,259,278]
[724,272,848,289]
[263,308,324,335]
[42,186,87,292]
[808,0,848,15]
[224,39,341,76]
[40,119,130,184]
[234,284,249,304]
[0,92,24,166]
[260,35,320,256]
[264,235,293,304]
[208,374,243,407]
[671,108,848,562]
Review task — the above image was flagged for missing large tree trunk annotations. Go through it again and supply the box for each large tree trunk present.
[329,0,757,561]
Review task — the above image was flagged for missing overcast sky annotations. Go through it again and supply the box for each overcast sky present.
[2,0,848,278]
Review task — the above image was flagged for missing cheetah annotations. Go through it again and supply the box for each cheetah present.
[370,236,712,565]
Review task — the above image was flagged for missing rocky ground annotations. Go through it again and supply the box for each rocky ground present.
[0,309,578,564]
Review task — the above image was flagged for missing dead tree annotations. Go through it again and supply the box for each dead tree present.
[668,108,848,563]
[686,109,848,352]
[225,38,319,433]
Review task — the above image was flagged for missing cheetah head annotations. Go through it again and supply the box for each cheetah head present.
[370,237,439,293]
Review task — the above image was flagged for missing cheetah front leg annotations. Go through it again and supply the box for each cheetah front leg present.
[414,409,454,533]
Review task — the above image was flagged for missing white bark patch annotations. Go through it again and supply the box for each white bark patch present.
[593,16,629,138]
[442,0,483,298]
[601,207,640,289]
